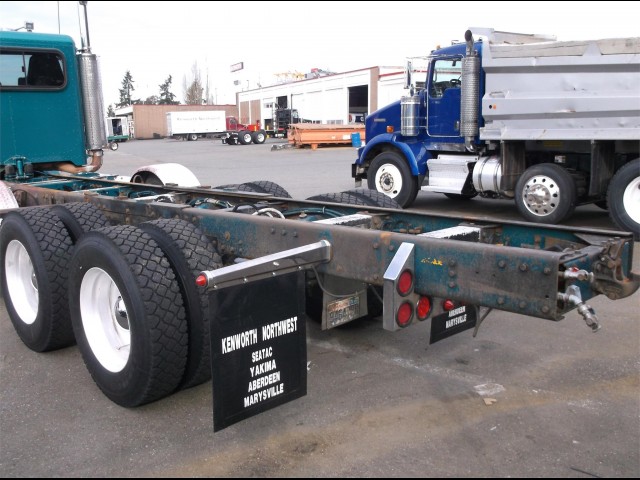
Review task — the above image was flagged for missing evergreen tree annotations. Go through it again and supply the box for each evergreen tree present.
[159,75,179,105]
[117,71,136,107]
[106,104,115,117]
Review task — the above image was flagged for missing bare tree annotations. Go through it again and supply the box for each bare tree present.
[183,62,204,105]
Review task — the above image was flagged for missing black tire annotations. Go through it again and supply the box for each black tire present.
[367,151,419,207]
[515,163,577,224]
[251,130,267,144]
[109,142,118,151]
[139,219,222,390]
[238,180,292,198]
[306,192,375,206]
[342,188,401,208]
[607,159,640,239]
[0,208,75,351]
[188,133,198,141]
[238,131,253,145]
[50,202,110,243]
[68,225,188,407]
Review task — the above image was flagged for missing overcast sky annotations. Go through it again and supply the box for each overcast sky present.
[1,1,638,108]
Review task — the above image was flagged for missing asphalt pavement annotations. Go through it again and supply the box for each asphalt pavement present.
[1,138,638,477]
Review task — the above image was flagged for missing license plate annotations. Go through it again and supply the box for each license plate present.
[326,296,360,327]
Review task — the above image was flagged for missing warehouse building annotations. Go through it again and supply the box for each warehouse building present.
[236,66,407,129]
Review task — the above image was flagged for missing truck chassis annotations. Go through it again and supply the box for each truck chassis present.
[0,166,637,410]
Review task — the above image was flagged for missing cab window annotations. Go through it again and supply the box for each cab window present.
[429,58,462,98]
[0,49,65,89]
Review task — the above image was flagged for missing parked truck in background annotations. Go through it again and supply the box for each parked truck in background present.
[353,28,640,239]
[260,108,316,138]
[166,110,267,145]
[105,116,129,151]
[0,6,638,429]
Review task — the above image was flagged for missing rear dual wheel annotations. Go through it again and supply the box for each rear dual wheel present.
[0,208,75,352]
[139,219,222,390]
[238,131,253,145]
[1,204,223,405]
[69,225,189,407]
[251,130,266,144]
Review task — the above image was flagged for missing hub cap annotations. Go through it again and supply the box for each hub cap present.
[4,240,38,324]
[521,175,560,217]
[374,163,403,198]
[80,267,130,372]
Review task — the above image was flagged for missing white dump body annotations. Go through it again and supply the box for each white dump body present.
[477,31,640,141]
[166,110,226,136]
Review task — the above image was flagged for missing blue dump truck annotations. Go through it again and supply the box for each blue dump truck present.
[353,29,640,239]
[0,6,638,430]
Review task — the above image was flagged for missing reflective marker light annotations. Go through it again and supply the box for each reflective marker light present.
[195,274,207,287]
[396,301,413,327]
[397,270,413,296]
[383,242,415,332]
[442,299,455,311]
[416,296,431,320]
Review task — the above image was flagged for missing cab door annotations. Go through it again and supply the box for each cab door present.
[426,56,463,139]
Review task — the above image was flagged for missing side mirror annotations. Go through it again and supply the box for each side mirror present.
[404,60,412,89]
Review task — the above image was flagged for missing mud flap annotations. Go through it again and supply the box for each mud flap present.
[209,272,307,432]
[430,304,478,344]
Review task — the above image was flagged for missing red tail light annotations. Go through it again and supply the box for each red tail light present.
[416,296,432,320]
[397,270,413,296]
[396,301,413,327]
[442,299,455,311]
[383,242,416,332]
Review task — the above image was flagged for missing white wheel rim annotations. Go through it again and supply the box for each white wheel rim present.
[4,240,38,324]
[80,267,130,372]
[521,174,561,217]
[622,175,640,224]
[374,163,403,198]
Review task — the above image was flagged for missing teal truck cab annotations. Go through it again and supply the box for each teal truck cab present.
[0,29,106,176]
